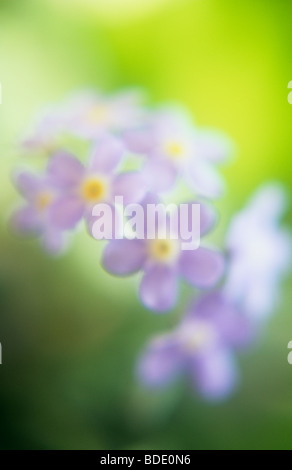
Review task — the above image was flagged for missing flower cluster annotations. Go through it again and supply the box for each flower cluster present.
[12,89,292,401]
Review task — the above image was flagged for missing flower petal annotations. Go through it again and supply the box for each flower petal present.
[191,348,238,401]
[48,152,85,189]
[199,201,219,236]
[177,200,218,239]
[14,171,42,199]
[138,337,183,387]
[187,160,225,199]
[112,172,147,205]
[42,228,66,255]
[179,246,225,288]
[12,206,42,234]
[142,158,177,193]
[140,265,179,312]
[103,239,146,275]
[190,293,253,348]
[49,195,85,229]
[90,137,124,174]
[196,130,234,163]
[124,129,153,154]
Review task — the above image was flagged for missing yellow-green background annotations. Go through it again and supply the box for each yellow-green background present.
[0,0,292,449]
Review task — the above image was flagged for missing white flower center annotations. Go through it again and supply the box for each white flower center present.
[178,321,216,353]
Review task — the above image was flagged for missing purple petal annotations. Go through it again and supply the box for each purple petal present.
[140,266,179,312]
[196,131,234,163]
[124,129,153,154]
[103,239,146,275]
[178,201,218,239]
[142,158,178,193]
[112,172,147,205]
[199,201,218,236]
[247,183,288,223]
[49,195,85,229]
[140,192,161,207]
[48,152,85,189]
[42,228,66,255]
[179,247,225,288]
[138,338,183,387]
[187,160,225,199]
[14,171,42,199]
[191,348,238,401]
[90,137,124,174]
[190,293,253,348]
[12,206,42,234]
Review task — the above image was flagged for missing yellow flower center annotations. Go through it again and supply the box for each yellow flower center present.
[86,104,111,125]
[149,238,180,263]
[36,192,54,212]
[164,141,186,160]
[81,177,108,202]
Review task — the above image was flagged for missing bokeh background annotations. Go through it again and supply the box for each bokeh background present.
[1,0,292,450]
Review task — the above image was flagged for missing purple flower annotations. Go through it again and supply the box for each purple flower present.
[60,89,145,140]
[126,108,232,198]
[22,103,70,154]
[102,195,225,312]
[47,136,146,231]
[138,292,251,401]
[69,90,144,139]
[12,171,66,254]
[225,183,292,320]
[22,89,145,153]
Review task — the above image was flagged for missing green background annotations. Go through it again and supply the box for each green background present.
[0,0,292,449]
